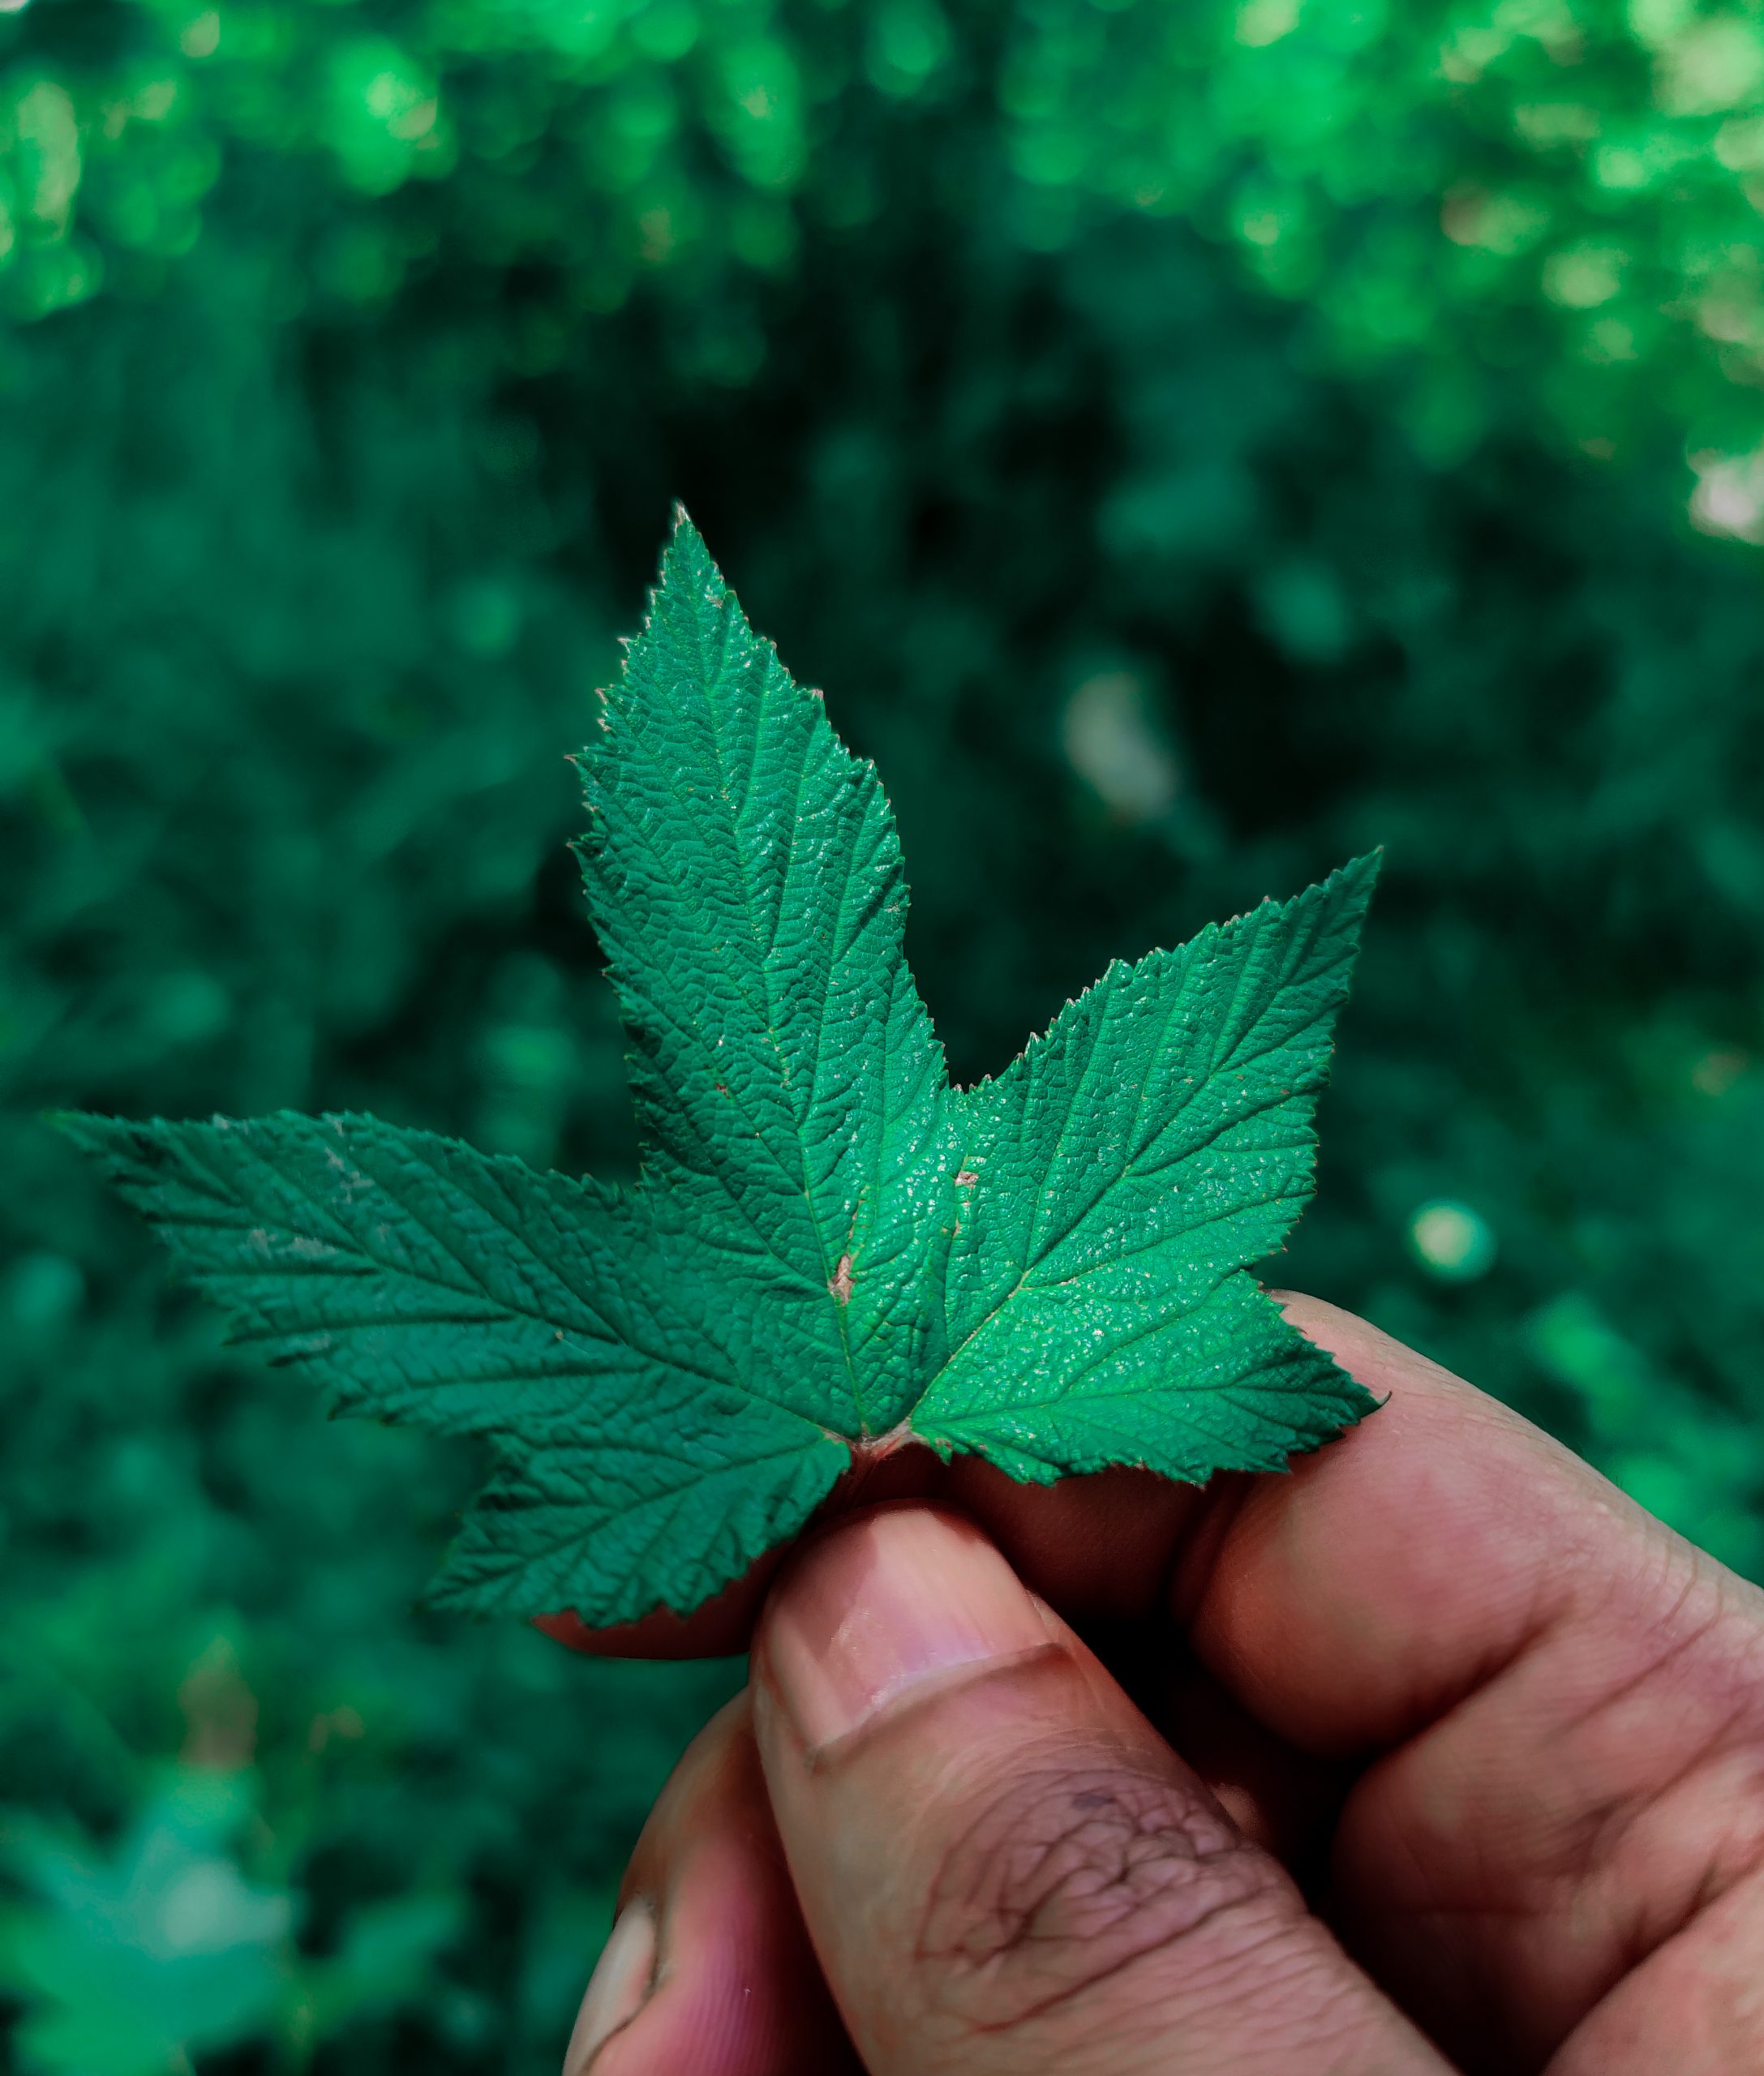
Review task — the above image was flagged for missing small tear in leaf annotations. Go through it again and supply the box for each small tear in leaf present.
[828,1253,854,1304]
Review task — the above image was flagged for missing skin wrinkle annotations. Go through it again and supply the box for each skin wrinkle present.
[1543,1858,1764,2075]
[1691,1742,1764,1900]
[1159,1922,1365,2050]
[913,1760,1295,2039]
[1571,1685,1742,1897]
[953,1896,1303,2044]
[1319,1590,1580,1945]
[1271,1455,1562,1751]
[1513,1556,1764,1904]
[1551,1565,1718,1740]
[1581,1695,1764,1967]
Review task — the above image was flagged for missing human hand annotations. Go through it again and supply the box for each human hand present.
[555,1295,1764,2074]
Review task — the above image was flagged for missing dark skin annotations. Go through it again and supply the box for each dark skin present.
[552,1295,1764,2074]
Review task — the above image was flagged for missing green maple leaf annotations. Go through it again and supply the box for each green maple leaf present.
[61,513,1379,1628]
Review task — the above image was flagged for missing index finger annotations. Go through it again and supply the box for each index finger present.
[1199,1293,1764,2069]
[1179,1290,1762,1749]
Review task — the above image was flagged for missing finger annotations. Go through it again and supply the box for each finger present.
[946,1456,1197,1622]
[1543,1860,1764,2075]
[535,1556,784,1661]
[564,1693,859,2075]
[751,1504,1453,2076]
[1186,1293,1764,2071]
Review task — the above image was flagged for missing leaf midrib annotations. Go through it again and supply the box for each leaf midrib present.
[680,593,872,1433]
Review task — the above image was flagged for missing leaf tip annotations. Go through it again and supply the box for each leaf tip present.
[663,500,714,577]
[1341,845,1384,893]
[48,1108,151,1171]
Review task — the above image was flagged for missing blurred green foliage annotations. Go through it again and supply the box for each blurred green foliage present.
[5,0,1764,2065]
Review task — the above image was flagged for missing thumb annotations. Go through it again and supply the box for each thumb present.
[750,1504,1450,2076]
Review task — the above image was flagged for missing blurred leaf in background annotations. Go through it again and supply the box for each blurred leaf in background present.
[5,0,1764,2065]
[0,1772,293,2074]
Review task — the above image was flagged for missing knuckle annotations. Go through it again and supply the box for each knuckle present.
[914,1761,1294,2037]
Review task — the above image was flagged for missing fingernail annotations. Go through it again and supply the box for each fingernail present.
[564,1900,656,2074]
[763,1508,1049,1749]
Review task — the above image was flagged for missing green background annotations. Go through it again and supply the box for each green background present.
[6,0,1764,2065]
